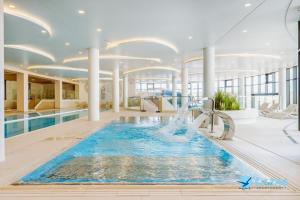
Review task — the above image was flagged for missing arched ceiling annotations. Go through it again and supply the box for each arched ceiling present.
[3,0,300,80]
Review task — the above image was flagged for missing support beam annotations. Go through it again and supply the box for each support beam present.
[172,72,177,109]
[113,61,120,112]
[181,64,188,108]
[0,0,4,162]
[203,47,215,97]
[123,74,128,109]
[279,67,286,110]
[88,48,100,121]
[16,72,28,112]
[55,80,62,109]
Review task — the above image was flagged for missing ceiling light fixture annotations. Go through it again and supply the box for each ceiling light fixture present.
[242,29,247,33]
[4,6,53,36]
[65,42,70,46]
[123,66,180,75]
[63,54,161,64]
[27,65,112,75]
[244,3,252,7]
[96,28,102,32]
[106,37,179,53]
[4,44,55,62]
[78,10,85,15]
[188,36,193,40]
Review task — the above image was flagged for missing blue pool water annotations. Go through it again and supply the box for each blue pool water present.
[5,110,87,138]
[20,117,263,184]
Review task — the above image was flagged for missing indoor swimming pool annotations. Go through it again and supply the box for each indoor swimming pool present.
[20,117,263,185]
[4,110,87,138]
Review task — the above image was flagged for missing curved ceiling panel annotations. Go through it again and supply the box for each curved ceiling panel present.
[4,6,53,36]
[63,54,161,64]
[5,44,55,62]
[106,37,179,53]
[123,66,180,75]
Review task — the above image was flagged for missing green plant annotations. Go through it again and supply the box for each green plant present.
[214,91,240,110]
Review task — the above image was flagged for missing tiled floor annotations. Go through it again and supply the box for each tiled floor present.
[0,110,300,199]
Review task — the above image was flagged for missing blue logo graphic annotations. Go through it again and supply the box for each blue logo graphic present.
[238,176,253,189]
[237,176,288,190]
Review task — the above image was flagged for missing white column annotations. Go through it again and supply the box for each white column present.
[238,75,245,109]
[17,72,28,112]
[181,64,189,108]
[123,74,128,109]
[0,0,4,162]
[113,61,120,112]
[167,76,172,91]
[172,72,177,108]
[203,47,215,97]
[55,80,62,109]
[279,67,286,109]
[88,48,100,121]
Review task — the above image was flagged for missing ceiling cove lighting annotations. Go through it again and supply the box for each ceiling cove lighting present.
[4,7,53,36]
[185,53,282,63]
[72,77,123,81]
[27,65,112,75]
[8,4,15,9]
[63,55,161,64]
[106,37,179,53]
[4,44,55,62]
[123,66,180,75]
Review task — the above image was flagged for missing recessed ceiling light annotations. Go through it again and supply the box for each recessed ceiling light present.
[78,10,85,15]
[65,42,70,46]
[242,29,247,33]
[8,4,15,9]
[188,36,193,40]
[244,3,251,7]
[96,28,102,32]
[41,29,47,34]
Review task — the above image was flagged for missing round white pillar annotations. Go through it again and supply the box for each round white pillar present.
[0,0,4,162]
[279,67,286,109]
[88,48,100,121]
[113,62,120,112]
[238,75,245,109]
[181,64,189,108]
[203,47,215,97]
[172,72,177,109]
[123,74,128,109]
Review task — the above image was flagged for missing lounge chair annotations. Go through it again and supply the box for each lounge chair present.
[264,104,298,119]
[260,103,279,116]
[259,102,269,113]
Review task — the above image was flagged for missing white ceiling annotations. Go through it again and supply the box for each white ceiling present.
[3,0,300,80]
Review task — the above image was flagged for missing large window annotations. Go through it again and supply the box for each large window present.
[217,79,238,96]
[286,66,298,106]
[188,82,202,101]
[245,72,279,108]
[136,79,168,95]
